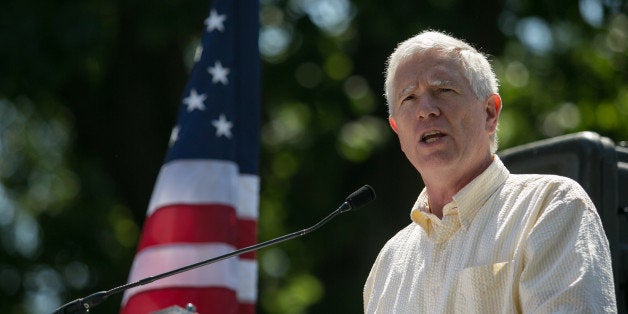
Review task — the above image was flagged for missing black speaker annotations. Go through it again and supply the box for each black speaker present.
[499,131,628,312]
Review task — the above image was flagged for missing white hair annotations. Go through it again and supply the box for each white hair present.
[384,30,500,152]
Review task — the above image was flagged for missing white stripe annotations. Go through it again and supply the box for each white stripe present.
[147,160,259,219]
[238,175,259,220]
[121,243,238,305]
[147,159,238,216]
[237,259,258,303]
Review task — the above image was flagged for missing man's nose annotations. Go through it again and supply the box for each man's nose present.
[416,95,440,119]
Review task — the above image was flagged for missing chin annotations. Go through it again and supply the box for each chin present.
[414,155,456,172]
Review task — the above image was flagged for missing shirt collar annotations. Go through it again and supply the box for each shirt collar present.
[410,155,509,231]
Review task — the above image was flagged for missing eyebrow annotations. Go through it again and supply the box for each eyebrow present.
[398,79,455,97]
[428,79,455,87]
[399,84,417,99]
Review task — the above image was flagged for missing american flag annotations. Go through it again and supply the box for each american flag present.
[120,0,260,313]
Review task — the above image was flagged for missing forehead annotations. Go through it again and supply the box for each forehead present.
[393,52,466,88]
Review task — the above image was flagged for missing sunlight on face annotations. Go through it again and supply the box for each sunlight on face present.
[390,52,496,183]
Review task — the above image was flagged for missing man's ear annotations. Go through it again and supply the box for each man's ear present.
[485,94,501,133]
[389,116,399,134]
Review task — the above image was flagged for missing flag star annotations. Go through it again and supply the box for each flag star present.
[183,89,207,112]
[204,9,227,33]
[212,114,233,138]
[169,126,180,146]
[207,61,230,85]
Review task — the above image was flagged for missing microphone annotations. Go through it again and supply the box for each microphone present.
[53,184,376,313]
[342,184,377,212]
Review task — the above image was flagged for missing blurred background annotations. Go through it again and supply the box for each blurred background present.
[0,0,626,312]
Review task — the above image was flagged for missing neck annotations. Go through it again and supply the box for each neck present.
[422,154,494,218]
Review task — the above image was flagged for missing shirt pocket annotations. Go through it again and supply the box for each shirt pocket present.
[454,261,515,313]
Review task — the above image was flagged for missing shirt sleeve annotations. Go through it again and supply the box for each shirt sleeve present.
[363,253,378,312]
[363,235,394,313]
[519,180,617,313]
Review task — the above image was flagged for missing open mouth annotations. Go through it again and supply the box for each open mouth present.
[421,130,445,143]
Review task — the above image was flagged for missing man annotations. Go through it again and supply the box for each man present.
[363,30,617,313]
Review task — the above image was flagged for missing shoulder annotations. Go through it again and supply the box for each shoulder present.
[507,173,582,189]
[497,173,598,228]
[376,223,424,259]
[506,173,592,204]
[384,223,422,248]
[510,174,601,233]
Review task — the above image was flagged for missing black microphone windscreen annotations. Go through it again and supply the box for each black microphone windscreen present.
[345,185,376,210]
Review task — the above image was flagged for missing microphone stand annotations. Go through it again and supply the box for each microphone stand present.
[53,185,375,314]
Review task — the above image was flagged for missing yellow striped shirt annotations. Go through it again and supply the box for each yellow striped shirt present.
[364,156,616,313]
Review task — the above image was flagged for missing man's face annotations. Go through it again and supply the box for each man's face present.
[389,51,499,179]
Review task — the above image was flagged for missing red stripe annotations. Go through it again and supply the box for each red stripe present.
[238,303,256,314]
[121,287,239,314]
[138,204,238,251]
[237,218,257,259]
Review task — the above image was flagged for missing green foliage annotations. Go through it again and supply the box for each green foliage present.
[0,98,136,313]
[0,0,626,313]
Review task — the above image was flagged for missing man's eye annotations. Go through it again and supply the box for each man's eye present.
[403,95,416,101]
[439,88,453,93]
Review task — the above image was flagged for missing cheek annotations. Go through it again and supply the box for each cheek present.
[395,124,416,152]
[458,107,486,133]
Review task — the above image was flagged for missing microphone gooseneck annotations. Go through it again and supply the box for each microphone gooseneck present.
[53,184,376,314]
